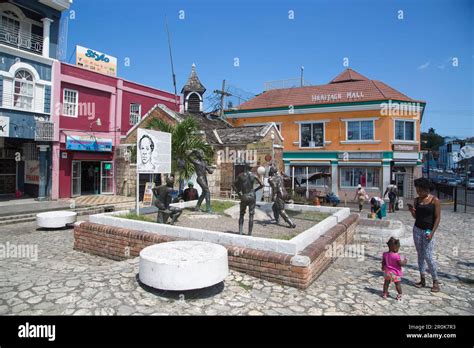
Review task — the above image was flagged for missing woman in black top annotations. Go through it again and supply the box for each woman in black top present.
[408,178,441,292]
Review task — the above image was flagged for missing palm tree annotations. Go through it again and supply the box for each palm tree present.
[146,117,214,183]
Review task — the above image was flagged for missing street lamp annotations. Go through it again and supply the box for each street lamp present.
[422,139,431,180]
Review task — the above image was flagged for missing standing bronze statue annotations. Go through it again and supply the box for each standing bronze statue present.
[186,149,216,213]
[152,176,183,225]
[232,165,264,236]
[268,166,296,228]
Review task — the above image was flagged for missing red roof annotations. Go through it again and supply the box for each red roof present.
[330,68,369,83]
[237,69,423,111]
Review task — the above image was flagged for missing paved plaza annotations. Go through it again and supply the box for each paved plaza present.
[0,207,472,316]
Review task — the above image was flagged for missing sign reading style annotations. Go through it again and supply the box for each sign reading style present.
[137,128,172,174]
[66,135,113,152]
[76,45,117,77]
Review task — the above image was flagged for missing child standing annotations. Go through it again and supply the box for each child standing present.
[382,237,408,300]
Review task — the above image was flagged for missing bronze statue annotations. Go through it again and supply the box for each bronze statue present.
[268,167,296,228]
[232,165,264,235]
[152,176,183,225]
[186,149,216,213]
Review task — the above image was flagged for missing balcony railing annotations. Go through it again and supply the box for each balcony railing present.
[35,121,54,141]
[0,25,43,55]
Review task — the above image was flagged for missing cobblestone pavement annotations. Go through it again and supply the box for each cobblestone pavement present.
[0,207,472,315]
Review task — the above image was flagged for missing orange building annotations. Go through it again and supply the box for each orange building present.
[225,69,426,200]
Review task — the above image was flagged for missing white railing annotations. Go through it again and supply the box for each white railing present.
[0,25,43,54]
[264,78,311,91]
[35,121,54,141]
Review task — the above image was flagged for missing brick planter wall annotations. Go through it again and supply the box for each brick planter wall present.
[74,214,358,289]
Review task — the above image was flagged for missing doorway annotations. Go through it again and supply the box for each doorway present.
[81,161,101,195]
[393,167,406,198]
[71,160,114,197]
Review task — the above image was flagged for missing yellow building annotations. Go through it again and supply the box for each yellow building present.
[225,69,426,200]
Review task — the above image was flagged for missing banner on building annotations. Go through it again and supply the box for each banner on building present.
[66,135,113,152]
[137,129,171,174]
[76,45,117,77]
[24,160,40,185]
[0,116,9,137]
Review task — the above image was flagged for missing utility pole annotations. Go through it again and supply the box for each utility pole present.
[213,79,232,118]
[165,16,179,110]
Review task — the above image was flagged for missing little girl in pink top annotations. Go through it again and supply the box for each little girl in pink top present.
[382,237,408,300]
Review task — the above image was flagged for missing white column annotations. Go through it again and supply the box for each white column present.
[331,163,338,195]
[41,18,54,58]
[382,163,391,194]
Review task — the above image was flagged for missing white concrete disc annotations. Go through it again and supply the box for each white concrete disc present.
[139,241,229,291]
[37,211,77,228]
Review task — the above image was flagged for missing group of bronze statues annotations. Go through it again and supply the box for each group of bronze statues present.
[152,150,295,235]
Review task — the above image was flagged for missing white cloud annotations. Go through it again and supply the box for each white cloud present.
[417,61,430,70]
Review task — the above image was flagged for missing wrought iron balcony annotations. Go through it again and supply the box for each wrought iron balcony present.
[35,121,54,141]
[0,25,43,55]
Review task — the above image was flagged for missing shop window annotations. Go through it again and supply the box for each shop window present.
[13,69,34,111]
[395,120,415,141]
[340,167,380,188]
[347,120,374,141]
[130,103,141,126]
[300,122,324,147]
[63,89,78,117]
[293,166,329,187]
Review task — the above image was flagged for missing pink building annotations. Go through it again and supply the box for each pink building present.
[51,62,180,199]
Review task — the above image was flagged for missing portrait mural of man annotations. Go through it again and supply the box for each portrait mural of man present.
[137,128,171,174]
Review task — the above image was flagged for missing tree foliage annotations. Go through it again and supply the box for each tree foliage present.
[421,128,445,151]
[146,117,214,181]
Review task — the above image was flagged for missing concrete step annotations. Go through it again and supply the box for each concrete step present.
[0,202,135,226]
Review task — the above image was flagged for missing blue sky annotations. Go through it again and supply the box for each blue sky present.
[63,0,473,137]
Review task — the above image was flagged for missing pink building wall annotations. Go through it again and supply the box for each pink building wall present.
[51,62,181,199]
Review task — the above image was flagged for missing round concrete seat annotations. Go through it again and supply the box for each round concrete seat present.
[37,211,77,228]
[139,241,229,291]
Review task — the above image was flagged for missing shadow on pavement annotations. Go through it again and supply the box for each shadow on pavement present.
[136,274,225,300]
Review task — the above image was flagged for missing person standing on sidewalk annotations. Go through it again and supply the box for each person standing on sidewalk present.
[384,180,398,213]
[353,184,369,212]
[408,178,441,292]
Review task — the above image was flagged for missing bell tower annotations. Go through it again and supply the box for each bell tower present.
[181,63,206,113]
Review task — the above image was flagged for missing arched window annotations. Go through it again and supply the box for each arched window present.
[14,69,34,110]
[187,92,201,113]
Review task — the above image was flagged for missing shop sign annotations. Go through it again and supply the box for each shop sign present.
[24,160,40,185]
[66,135,113,152]
[0,116,9,137]
[76,45,117,77]
[137,128,171,174]
[246,140,273,167]
[311,91,365,103]
[337,152,383,160]
[393,144,418,152]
